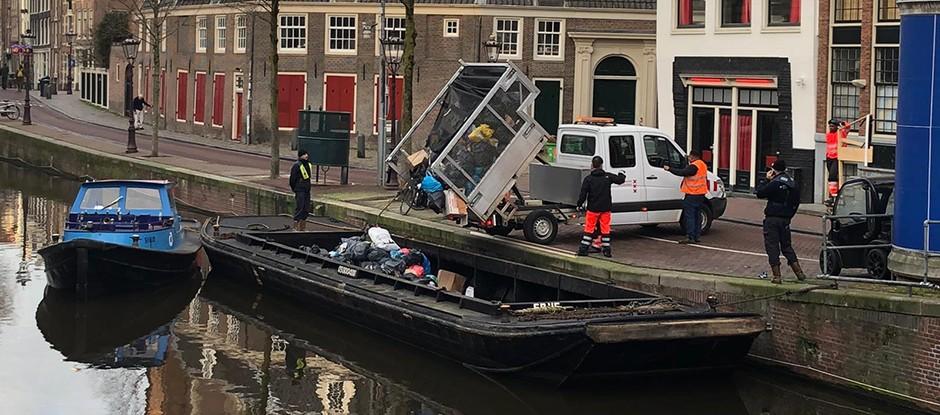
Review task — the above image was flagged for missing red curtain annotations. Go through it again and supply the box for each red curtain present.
[679,0,693,26]
[737,114,752,171]
[719,112,731,170]
[741,0,751,24]
[789,0,801,23]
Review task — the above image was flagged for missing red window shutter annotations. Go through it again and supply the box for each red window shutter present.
[176,72,188,120]
[276,74,304,129]
[212,74,225,126]
[194,73,207,123]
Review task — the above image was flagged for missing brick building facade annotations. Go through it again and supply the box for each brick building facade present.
[109,1,657,151]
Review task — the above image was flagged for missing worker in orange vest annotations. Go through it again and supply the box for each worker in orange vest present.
[825,119,849,200]
[664,150,709,244]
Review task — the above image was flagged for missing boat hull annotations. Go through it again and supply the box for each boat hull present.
[202,221,765,381]
[39,236,203,295]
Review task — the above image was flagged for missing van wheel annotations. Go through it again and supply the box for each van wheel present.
[679,205,714,235]
[523,210,557,245]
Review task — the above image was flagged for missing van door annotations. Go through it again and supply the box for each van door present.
[642,135,686,223]
[607,134,647,224]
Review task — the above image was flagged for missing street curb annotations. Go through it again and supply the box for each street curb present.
[718,217,823,236]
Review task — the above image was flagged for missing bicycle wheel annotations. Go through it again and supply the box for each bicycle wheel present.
[399,185,416,215]
[5,106,19,120]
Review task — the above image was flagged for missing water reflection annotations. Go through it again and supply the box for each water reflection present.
[0,159,929,415]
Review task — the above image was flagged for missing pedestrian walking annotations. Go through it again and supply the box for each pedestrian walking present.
[132,95,151,130]
[15,65,24,92]
[756,159,806,284]
[825,119,849,201]
[289,149,313,231]
[664,150,708,244]
[576,156,625,257]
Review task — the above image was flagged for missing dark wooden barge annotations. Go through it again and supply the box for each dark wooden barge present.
[201,216,766,382]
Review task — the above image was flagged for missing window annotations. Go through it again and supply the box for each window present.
[768,0,800,25]
[327,15,356,54]
[80,187,121,210]
[643,136,685,169]
[692,87,733,105]
[879,0,899,21]
[379,16,404,56]
[196,16,207,53]
[125,187,163,210]
[279,14,307,52]
[443,18,459,37]
[215,16,227,53]
[609,136,637,168]
[721,0,751,26]
[874,47,899,134]
[831,47,861,123]
[535,19,563,59]
[834,0,862,22]
[677,0,705,28]
[143,18,151,52]
[738,89,779,107]
[235,15,247,53]
[494,18,521,59]
[560,134,595,156]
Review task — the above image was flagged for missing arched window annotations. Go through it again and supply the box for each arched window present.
[594,56,637,77]
[593,56,637,124]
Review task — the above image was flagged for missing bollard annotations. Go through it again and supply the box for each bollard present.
[357,134,366,159]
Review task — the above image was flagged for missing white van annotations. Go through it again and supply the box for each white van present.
[482,120,727,244]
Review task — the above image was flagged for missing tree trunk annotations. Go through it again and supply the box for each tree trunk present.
[150,15,161,157]
[268,1,280,179]
[400,0,416,141]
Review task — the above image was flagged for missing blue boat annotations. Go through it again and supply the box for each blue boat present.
[38,180,207,295]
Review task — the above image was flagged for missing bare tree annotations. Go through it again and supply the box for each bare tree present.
[399,0,416,134]
[116,0,181,158]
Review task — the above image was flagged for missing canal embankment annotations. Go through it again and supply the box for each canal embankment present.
[2,124,938,412]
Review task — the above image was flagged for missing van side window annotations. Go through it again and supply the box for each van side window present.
[560,134,595,156]
[609,135,636,168]
[643,136,685,169]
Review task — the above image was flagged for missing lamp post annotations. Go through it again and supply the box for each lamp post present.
[121,37,140,154]
[21,30,34,125]
[65,31,75,95]
[380,36,404,187]
[483,34,500,63]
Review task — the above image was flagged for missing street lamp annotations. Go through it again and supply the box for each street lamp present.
[120,37,140,154]
[65,31,75,95]
[21,30,34,125]
[380,36,404,187]
[483,34,500,63]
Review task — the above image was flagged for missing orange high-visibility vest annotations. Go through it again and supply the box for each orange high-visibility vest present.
[680,159,708,195]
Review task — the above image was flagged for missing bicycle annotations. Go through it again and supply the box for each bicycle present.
[0,101,21,120]
[398,165,428,215]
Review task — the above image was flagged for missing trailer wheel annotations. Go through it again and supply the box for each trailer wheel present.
[524,210,558,245]
[679,205,714,235]
[484,217,514,237]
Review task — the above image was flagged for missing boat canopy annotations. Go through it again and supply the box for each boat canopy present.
[70,180,176,216]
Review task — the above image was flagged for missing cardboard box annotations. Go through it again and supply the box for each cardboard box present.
[437,270,466,293]
[407,149,428,168]
[444,189,468,218]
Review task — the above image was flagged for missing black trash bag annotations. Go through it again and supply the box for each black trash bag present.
[349,241,372,263]
[404,251,424,267]
[426,191,445,214]
[367,248,390,263]
[381,258,406,275]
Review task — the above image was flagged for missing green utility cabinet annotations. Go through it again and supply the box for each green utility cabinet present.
[295,110,352,184]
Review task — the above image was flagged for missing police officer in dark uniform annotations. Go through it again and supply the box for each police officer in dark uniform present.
[756,159,806,284]
[289,149,312,231]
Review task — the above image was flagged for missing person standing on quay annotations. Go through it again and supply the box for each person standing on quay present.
[576,156,626,257]
[664,150,708,244]
[756,159,806,284]
[289,149,313,231]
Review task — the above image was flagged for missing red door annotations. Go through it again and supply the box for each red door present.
[234,92,244,140]
[212,73,225,127]
[176,71,188,121]
[325,75,355,130]
[194,73,207,124]
[277,74,305,129]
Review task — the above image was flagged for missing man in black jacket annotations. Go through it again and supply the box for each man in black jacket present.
[756,159,806,283]
[289,150,313,231]
[576,156,626,257]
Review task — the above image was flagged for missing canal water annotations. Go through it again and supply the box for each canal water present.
[0,160,925,415]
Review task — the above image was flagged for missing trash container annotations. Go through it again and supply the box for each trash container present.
[50,76,57,95]
[295,110,352,184]
[38,77,50,98]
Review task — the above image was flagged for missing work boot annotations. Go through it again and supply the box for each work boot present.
[770,265,782,284]
[292,220,300,231]
[602,247,612,258]
[576,245,589,256]
[298,220,307,232]
[790,262,807,281]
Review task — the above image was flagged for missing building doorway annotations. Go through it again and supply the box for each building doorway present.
[592,56,636,125]
[534,79,562,135]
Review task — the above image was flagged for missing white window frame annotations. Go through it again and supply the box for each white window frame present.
[533,19,564,61]
[443,18,459,37]
[326,14,357,55]
[375,15,405,56]
[493,17,522,60]
[278,13,307,54]
[235,14,247,54]
[196,16,208,53]
[215,15,227,54]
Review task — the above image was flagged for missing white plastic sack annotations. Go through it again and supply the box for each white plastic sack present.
[368,227,400,251]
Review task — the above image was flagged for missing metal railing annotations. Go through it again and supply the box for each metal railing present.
[923,220,940,283]
[819,213,939,293]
